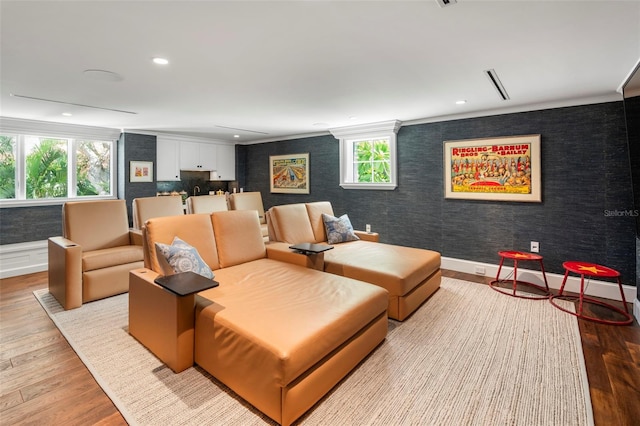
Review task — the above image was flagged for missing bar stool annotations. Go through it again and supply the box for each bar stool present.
[490,250,550,299]
[549,261,633,325]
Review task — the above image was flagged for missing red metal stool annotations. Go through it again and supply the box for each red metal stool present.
[549,261,633,325]
[490,250,550,299]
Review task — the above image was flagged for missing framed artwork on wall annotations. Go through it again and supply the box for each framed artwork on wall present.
[444,134,541,202]
[270,153,309,194]
[130,161,153,183]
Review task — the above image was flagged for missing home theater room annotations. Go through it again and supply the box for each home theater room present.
[1,1,639,425]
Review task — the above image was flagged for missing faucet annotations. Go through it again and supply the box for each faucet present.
[193,185,200,196]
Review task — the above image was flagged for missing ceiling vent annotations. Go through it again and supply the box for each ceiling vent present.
[215,125,268,135]
[484,69,511,101]
[9,93,137,114]
[436,0,457,8]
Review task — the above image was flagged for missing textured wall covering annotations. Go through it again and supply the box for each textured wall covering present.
[118,133,157,226]
[0,205,61,245]
[242,102,636,286]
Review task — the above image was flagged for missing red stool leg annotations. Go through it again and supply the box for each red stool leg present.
[578,274,585,316]
[538,259,550,292]
[617,277,630,314]
[495,257,505,281]
[558,269,570,295]
[512,260,518,296]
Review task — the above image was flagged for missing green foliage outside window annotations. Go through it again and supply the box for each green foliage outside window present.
[354,139,391,183]
[0,135,112,200]
[76,141,111,196]
[0,136,16,199]
[26,138,68,198]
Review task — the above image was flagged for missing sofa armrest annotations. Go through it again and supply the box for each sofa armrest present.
[48,236,83,310]
[129,268,196,373]
[355,230,379,242]
[129,228,143,246]
[266,242,325,271]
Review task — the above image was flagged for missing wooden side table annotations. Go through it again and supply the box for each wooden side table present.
[549,261,633,325]
[490,250,550,299]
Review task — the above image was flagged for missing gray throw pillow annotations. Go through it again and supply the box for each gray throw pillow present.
[322,213,360,244]
[155,236,214,279]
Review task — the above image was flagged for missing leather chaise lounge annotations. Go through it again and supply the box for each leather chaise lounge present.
[128,210,388,426]
[266,201,442,321]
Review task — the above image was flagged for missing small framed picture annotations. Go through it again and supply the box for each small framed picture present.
[270,153,309,194]
[130,161,153,183]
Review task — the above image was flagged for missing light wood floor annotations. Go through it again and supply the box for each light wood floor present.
[1,270,638,425]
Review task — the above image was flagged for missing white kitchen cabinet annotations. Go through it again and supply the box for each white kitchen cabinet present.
[156,137,181,181]
[180,142,217,171]
[211,144,236,181]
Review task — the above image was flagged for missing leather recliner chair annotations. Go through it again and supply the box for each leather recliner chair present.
[48,199,144,310]
[185,194,228,214]
[132,195,185,229]
[228,191,268,241]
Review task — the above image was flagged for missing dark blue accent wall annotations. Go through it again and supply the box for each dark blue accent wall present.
[118,133,157,226]
[242,102,636,286]
[0,102,635,287]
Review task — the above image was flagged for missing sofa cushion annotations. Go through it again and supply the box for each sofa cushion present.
[323,240,441,297]
[145,214,220,274]
[211,210,266,268]
[305,201,334,242]
[195,258,388,387]
[322,213,360,244]
[63,200,131,252]
[155,237,214,279]
[268,203,316,244]
[82,245,144,272]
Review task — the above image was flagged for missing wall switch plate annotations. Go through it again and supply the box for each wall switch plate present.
[530,241,539,253]
[366,224,371,233]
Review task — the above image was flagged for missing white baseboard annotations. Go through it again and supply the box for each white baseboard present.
[442,256,637,304]
[635,299,640,325]
[0,240,48,279]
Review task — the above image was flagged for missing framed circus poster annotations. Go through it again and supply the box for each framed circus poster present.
[270,153,309,194]
[444,134,541,202]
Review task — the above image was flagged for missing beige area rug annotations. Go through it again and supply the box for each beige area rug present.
[35,277,593,426]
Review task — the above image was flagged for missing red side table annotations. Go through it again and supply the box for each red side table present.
[549,261,633,325]
[490,251,550,299]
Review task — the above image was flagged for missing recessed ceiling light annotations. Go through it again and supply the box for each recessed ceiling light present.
[62,112,72,116]
[153,57,169,65]
[456,100,467,105]
[233,134,240,138]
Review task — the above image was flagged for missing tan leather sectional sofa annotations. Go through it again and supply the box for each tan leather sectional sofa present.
[128,210,388,426]
[266,201,442,321]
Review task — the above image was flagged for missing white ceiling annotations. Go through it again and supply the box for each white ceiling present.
[1,0,639,143]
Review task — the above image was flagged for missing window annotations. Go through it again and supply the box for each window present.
[0,119,119,206]
[331,120,401,190]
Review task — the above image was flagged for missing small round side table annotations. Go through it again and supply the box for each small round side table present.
[490,250,550,299]
[549,261,633,325]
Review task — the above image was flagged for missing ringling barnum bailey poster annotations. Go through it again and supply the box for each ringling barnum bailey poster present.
[443,135,541,202]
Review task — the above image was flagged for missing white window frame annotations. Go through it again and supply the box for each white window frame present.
[0,118,119,207]
[331,120,401,190]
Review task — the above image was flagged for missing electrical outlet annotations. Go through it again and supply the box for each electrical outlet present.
[475,266,486,275]
[366,224,371,233]
[530,241,539,253]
